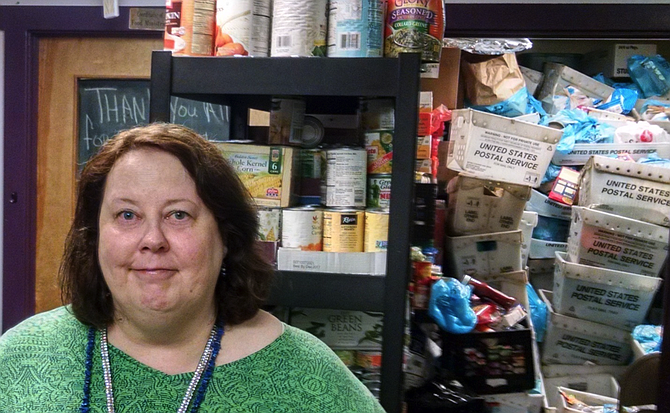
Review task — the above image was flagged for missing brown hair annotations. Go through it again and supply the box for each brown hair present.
[59,123,274,329]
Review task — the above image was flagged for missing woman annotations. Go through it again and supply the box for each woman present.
[0,123,385,412]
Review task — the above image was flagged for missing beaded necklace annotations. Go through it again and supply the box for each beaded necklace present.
[80,322,224,413]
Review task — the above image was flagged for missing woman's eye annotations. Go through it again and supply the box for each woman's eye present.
[121,211,135,220]
[171,211,189,220]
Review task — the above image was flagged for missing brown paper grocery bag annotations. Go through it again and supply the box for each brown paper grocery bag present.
[461,52,526,106]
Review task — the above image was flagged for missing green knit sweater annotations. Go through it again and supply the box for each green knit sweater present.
[0,307,385,412]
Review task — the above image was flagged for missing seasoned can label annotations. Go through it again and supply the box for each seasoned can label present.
[359,98,395,130]
[281,207,323,250]
[257,207,281,241]
[269,97,305,145]
[322,148,367,207]
[365,131,393,174]
[367,174,392,209]
[165,0,217,56]
[323,208,365,252]
[364,208,389,252]
[271,0,328,57]
[327,0,384,57]
[215,0,271,56]
[383,0,445,62]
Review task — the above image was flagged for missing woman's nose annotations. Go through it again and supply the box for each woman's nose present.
[140,220,169,252]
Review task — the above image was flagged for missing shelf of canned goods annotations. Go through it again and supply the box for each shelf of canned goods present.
[149,50,421,413]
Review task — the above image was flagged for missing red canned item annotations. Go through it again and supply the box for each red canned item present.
[383,0,445,62]
[164,0,217,56]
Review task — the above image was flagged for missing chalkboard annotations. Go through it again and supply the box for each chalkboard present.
[77,78,230,166]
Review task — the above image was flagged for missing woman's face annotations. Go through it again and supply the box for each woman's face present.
[98,147,225,320]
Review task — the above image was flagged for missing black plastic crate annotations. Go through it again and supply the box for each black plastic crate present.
[439,319,535,394]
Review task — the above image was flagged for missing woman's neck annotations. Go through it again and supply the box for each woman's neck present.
[106,307,218,375]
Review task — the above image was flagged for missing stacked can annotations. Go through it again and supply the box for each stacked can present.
[326,0,384,57]
[215,0,271,56]
[297,148,323,205]
[360,98,393,209]
[271,0,328,57]
[281,206,324,251]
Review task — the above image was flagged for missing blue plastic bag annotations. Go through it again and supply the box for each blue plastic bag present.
[546,109,615,155]
[526,284,547,342]
[467,87,530,118]
[428,277,476,334]
[628,54,670,98]
[638,152,670,169]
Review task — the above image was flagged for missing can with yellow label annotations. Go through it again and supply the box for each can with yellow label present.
[323,207,365,252]
[364,208,389,252]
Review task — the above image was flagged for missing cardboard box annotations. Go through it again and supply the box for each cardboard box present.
[445,230,523,276]
[552,142,670,166]
[416,135,432,159]
[216,142,298,207]
[567,206,668,277]
[545,374,618,410]
[420,47,462,109]
[520,211,539,267]
[447,109,562,188]
[537,63,614,115]
[289,308,383,350]
[582,43,658,78]
[276,248,387,275]
[446,173,532,236]
[578,155,670,227]
[540,290,632,366]
[526,189,572,221]
[553,251,662,330]
[529,238,567,259]
[555,386,619,413]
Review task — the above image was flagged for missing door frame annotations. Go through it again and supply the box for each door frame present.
[0,6,161,331]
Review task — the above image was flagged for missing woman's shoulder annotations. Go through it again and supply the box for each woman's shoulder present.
[0,306,87,353]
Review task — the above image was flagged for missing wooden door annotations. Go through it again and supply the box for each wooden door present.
[36,37,163,313]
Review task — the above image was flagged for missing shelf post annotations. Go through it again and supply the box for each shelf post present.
[149,50,173,123]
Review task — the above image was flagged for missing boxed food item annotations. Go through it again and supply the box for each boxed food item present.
[440,274,534,395]
[276,248,387,275]
[540,290,632,366]
[447,109,562,188]
[536,63,614,115]
[566,206,668,277]
[216,142,298,207]
[446,173,532,235]
[445,230,523,276]
[289,308,383,350]
[578,155,670,227]
[553,252,662,330]
[526,189,572,221]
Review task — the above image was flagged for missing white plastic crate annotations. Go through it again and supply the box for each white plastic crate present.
[520,211,539,267]
[445,230,523,276]
[567,206,668,277]
[527,257,555,292]
[545,374,619,410]
[552,142,670,166]
[446,173,532,235]
[529,238,567,259]
[448,109,562,188]
[553,251,662,330]
[537,63,614,115]
[526,189,572,221]
[540,290,632,366]
[578,155,670,227]
[520,65,544,97]
[555,386,618,413]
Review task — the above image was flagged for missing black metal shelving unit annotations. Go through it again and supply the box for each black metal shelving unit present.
[149,50,420,413]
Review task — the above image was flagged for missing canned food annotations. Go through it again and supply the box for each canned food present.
[301,115,325,148]
[322,147,367,207]
[356,350,382,370]
[257,207,281,241]
[367,174,391,209]
[323,208,365,252]
[359,98,394,130]
[364,208,389,252]
[164,0,217,56]
[215,0,271,57]
[271,0,328,57]
[269,97,305,145]
[327,0,384,57]
[298,148,323,198]
[383,0,445,63]
[281,206,323,250]
[365,131,393,174]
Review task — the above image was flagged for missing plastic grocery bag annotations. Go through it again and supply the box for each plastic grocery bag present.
[547,109,615,154]
[628,54,670,98]
[526,284,547,342]
[428,277,476,334]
